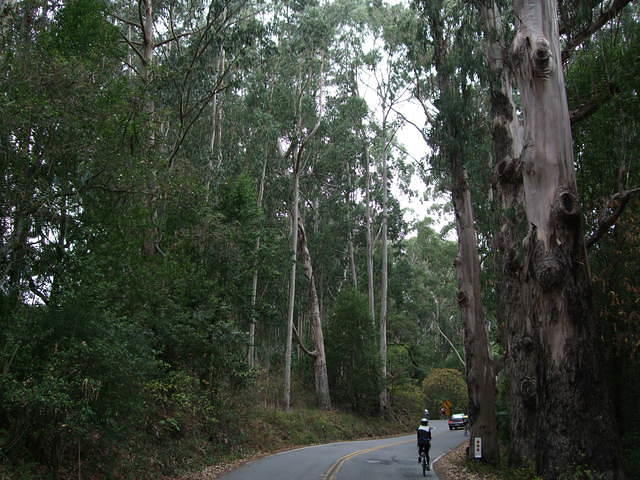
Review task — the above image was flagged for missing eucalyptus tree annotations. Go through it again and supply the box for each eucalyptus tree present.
[268,0,337,411]
[106,0,260,254]
[411,0,500,463]
[490,1,633,476]
[468,0,637,476]
[362,2,417,414]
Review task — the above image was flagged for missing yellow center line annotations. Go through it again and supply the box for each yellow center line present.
[322,438,414,480]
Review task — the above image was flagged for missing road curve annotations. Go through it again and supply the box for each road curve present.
[219,419,468,480]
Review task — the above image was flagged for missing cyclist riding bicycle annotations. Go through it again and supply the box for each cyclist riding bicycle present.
[417,417,432,468]
[423,408,430,419]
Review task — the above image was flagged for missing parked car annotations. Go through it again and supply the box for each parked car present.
[448,413,468,430]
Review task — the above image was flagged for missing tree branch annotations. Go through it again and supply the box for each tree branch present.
[118,31,144,64]
[154,27,205,49]
[562,0,633,63]
[432,318,466,368]
[28,278,49,305]
[586,186,640,249]
[570,84,618,125]
[292,323,318,358]
[108,12,141,30]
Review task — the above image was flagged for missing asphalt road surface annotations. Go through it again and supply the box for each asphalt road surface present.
[219,419,467,480]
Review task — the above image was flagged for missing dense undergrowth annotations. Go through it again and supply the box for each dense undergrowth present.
[0,399,414,480]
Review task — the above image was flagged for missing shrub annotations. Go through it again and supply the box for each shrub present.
[422,368,468,415]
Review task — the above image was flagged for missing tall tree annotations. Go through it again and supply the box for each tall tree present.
[473,0,529,462]
[412,0,500,463]
[505,0,622,476]
[279,3,330,410]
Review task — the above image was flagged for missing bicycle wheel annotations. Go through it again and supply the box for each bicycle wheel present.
[422,456,427,476]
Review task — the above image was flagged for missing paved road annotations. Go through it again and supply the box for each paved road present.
[219,419,467,480]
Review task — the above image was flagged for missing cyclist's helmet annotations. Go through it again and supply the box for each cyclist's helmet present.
[420,418,429,426]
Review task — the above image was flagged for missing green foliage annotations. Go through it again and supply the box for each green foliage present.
[389,383,424,420]
[45,0,123,61]
[326,290,380,414]
[422,368,468,414]
[388,220,462,381]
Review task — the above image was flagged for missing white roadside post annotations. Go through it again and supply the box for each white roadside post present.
[474,437,482,459]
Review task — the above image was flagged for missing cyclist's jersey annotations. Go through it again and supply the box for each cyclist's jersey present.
[417,425,432,444]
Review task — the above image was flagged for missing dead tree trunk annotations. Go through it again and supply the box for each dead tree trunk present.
[509,1,621,477]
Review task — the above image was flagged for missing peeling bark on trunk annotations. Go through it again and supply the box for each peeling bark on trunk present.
[477,0,530,464]
[510,1,621,477]
[297,217,332,410]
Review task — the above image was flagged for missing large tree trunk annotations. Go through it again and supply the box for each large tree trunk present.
[451,166,500,465]
[297,217,332,410]
[509,1,621,477]
[476,0,531,463]
[427,0,499,464]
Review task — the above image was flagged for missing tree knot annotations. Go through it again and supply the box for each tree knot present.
[520,376,537,405]
[554,188,580,222]
[456,290,468,307]
[535,248,566,291]
[531,37,553,78]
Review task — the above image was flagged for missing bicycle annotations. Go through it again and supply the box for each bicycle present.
[418,445,431,476]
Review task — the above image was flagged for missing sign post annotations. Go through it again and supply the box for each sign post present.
[473,437,482,459]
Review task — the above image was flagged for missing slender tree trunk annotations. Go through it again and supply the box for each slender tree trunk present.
[379,121,389,415]
[346,171,358,290]
[248,156,267,368]
[364,141,376,325]
[139,0,161,256]
[297,216,331,410]
[283,161,300,411]
[509,1,621,477]
[348,231,357,290]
